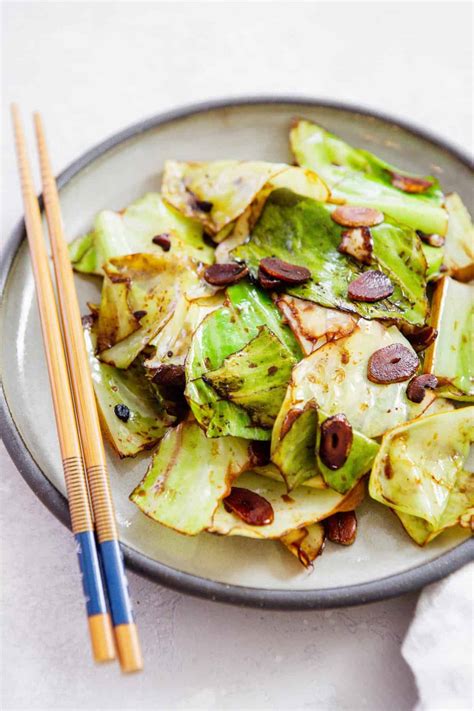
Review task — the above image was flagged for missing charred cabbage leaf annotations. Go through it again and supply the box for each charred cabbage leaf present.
[162,160,284,234]
[203,326,296,427]
[208,472,365,539]
[185,282,301,439]
[369,408,474,537]
[425,277,474,400]
[443,193,474,282]
[290,119,447,235]
[96,270,140,352]
[69,193,212,275]
[233,189,428,326]
[97,253,198,368]
[162,160,328,235]
[280,523,325,568]
[84,327,173,457]
[275,294,357,355]
[130,421,251,535]
[286,318,434,439]
[145,293,224,368]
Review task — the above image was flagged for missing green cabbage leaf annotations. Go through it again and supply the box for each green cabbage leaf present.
[185,282,301,439]
[69,193,212,275]
[396,467,473,545]
[290,119,447,235]
[270,392,379,493]
[203,325,297,427]
[130,421,251,535]
[144,293,224,369]
[369,408,474,537]
[233,189,428,326]
[84,327,174,457]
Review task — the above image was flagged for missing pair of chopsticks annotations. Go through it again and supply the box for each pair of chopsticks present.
[11,105,143,673]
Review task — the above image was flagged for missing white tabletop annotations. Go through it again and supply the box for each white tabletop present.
[2,3,472,709]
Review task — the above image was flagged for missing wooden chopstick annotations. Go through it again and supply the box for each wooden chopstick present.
[11,104,116,665]
[33,112,143,674]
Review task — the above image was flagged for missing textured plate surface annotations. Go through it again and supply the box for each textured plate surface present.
[1,98,473,608]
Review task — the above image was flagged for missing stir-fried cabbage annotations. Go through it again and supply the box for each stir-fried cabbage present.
[369,408,474,540]
[283,319,433,439]
[145,293,224,369]
[203,325,297,427]
[70,117,472,569]
[275,295,357,355]
[280,523,325,568]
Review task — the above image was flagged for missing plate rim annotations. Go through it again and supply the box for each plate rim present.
[1,94,473,609]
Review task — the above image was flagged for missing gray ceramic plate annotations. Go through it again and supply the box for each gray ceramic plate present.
[1,97,473,609]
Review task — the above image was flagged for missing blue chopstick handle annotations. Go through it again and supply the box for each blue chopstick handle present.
[99,539,134,626]
[75,531,109,617]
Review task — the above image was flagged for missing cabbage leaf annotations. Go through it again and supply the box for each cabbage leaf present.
[275,294,357,355]
[130,421,251,535]
[97,253,198,368]
[233,189,428,326]
[315,411,380,494]
[422,243,444,282]
[84,327,174,457]
[286,318,434,440]
[290,119,447,235]
[270,392,378,493]
[162,160,328,235]
[443,193,474,282]
[208,472,365,539]
[203,325,297,427]
[254,463,326,490]
[145,293,224,368]
[369,408,474,534]
[270,397,319,490]
[69,193,212,275]
[425,277,474,400]
[280,523,325,568]
[185,282,301,439]
[396,467,473,545]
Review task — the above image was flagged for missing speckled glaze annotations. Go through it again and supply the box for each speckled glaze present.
[1,98,473,608]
